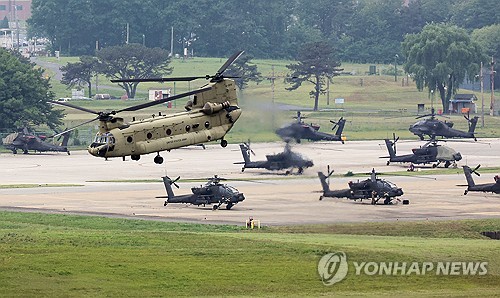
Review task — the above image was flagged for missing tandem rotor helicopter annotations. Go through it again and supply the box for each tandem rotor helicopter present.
[50,51,244,164]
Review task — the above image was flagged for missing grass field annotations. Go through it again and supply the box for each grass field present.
[0,211,499,296]
[32,56,500,146]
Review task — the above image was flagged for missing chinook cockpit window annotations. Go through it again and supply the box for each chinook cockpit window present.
[93,133,115,145]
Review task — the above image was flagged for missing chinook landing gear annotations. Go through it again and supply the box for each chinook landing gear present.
[220,139,228,148]
[131,154,141,161]
[154,153,164,164]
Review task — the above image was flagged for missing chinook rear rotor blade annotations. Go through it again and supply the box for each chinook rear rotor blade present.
[49,100,101,115]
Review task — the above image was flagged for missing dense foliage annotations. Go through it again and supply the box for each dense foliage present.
[28,0,500,63]
[0,48,63,130]
[402,24,484,112]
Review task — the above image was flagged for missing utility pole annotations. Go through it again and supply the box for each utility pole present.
[480,61,484,127]
[491,56,496,116]
[126,23,129,44]
[170,27,174,57]
[394,54,399,82]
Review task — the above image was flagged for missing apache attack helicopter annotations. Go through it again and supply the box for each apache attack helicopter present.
[317,167,407,205]
[462,165,500,195]
[50,51,244,164]
[2,127,71,155]
[409,108,478,141]
[157,175,245,210]
[236,142,313,174]
[275,111,346,143]
[382,134,462,168]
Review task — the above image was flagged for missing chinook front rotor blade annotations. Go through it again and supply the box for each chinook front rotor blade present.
[49,100,100,115]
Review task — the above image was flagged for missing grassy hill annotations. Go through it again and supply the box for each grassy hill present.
[37,56,500,144]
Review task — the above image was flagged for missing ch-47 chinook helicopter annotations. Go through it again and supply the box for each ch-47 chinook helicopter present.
[157,175,245,210]
[50,51,244,164]
[236,142,313,174]
[409,108,478,141]
[317,167,407,205]
[275,111,346,143]
[382,134,462,168]
[462,165,500,195]
[2,127,71,155]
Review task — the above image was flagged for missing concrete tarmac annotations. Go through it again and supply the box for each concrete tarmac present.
[1,139,499,225]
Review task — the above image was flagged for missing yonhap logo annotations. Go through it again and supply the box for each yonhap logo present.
[318,252,348,285]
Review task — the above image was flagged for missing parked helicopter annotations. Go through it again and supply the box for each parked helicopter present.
[409,108,478,141]
[236,142,313,174]
[157,175,245,210]
[318,167,407,205]
[50,51,244,164]
[2,127,71,155]
[276,111,346,143]
[382,134,462,168]
[462,165,500,195]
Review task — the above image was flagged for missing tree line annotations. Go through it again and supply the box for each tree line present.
[28,0,499,62]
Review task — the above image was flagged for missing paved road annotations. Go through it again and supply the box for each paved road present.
[1,140,499,225]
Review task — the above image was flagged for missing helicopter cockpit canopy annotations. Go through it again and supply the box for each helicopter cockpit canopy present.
[92,132,115,146]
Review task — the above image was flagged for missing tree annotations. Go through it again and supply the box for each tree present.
[402,24,484,113]
[224,54,262,91]
[96,44,172,99]
[0,48,63,130]
[61,56,99,98]
[472,24,500,89]
[285,42,342,111]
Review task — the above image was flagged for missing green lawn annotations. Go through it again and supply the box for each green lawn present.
[0,212,499,296]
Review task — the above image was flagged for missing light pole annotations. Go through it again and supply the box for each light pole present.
[394,54,399,82]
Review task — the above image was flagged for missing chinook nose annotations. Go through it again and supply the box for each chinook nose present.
[453,152,462,161]
[88,145,108,157]
[227,107,242,123]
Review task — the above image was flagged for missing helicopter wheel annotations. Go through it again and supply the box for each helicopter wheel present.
[226,203,233,210]
[213,205,219,210]
[241,167,245,172]
[154,155,164,164]
[131,155,141,161]
[298,167,304,174]
[384,198,391,205]
[23,149,29,154]
[12,149,17,154]
[386,161,390,166]
[67,151,71,155]
[220,139,228,148]
[432,164,437,168]
[319,196,323,201]
[444,161,451,168]
[464,190,468,195]
[163,201,167,206]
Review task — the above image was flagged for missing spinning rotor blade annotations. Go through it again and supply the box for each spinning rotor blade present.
[244,139,255,155]
[49,100,100,115]
[116,87,212,113]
